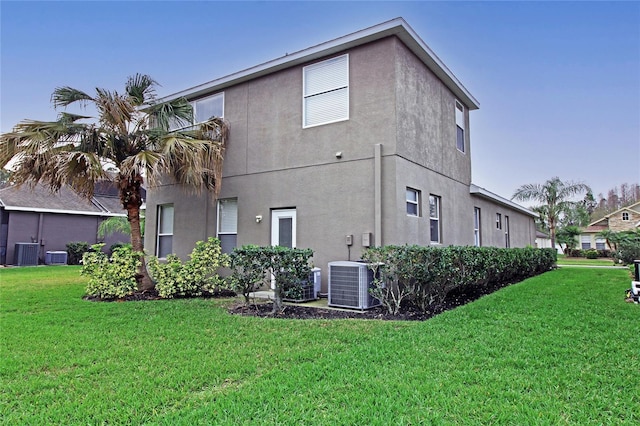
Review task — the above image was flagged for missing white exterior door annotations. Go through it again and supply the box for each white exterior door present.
[271,209,296,248]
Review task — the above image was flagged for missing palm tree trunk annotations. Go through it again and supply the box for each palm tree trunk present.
[120,174,154,292]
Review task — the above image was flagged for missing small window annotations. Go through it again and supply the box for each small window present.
[429,195,441,244]
[455,101,465,153]
[595,238,606,250]
[581,235,591,250]
[622,212,629,221]
[303,55,349,128]
[156,204,174,258]
[474,207,481,247]
[406,188,420,217]
[217,198,238,254]
[496,213,502,230]
[504,215,510,248]
[193,93,224,123]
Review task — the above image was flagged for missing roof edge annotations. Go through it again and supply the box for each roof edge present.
[157,17,479,110]
[470,184,538,218]
[1,205,126,217]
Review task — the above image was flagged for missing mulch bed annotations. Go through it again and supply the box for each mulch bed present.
[228,280,514,321]
[85,281,513,321]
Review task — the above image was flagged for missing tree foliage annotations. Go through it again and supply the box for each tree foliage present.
[512,177,591,248]
[0,74,228,291]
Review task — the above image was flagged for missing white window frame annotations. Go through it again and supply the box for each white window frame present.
[156,204,174,258]
[429,195,441,244]
[217,198,238,254]
[455,100,465,153]
[581,235,591,249]
[303,54,349,128]
[169,92,224,131]
[474,207,481,247]
[406,188,420,217]
[193,92,224,124]
[496,213,502,230]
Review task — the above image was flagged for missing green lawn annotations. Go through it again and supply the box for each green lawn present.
[556,254,618,267]
[1,265,638,425]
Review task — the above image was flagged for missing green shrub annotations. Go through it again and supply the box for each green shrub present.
[147,237,230,299]
[109,242,132,254]
[584,249,599,259]
[229,245,268,304]
[66,241,90,265]
[229,245,313,312]
[82,244,141,299]
[612,241,640,265]
[362,245,556,314]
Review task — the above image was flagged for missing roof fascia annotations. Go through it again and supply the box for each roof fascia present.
[1,205,126,217]
[157,18,479,110]
[470,184,538,218]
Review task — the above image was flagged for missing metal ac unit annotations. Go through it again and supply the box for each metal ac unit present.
[328,261,381,310]
[45,251,68,265]
[14,243,39,266]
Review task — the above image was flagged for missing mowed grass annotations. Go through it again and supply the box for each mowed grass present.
[1,266,638,425]
[556,255,618,267]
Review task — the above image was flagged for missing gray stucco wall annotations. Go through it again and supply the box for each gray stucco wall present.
[145,35,536,292]
[3,210,128,265]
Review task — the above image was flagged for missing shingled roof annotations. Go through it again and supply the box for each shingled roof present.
[0,183,126,216]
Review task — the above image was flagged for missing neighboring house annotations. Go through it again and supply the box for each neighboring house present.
[580,201,640,250]
[144,18,538,291]
[0,183,133,265]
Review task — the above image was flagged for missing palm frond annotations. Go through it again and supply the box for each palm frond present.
[126,74,157,106]
[147,97,193,131]
[51,87,94,109]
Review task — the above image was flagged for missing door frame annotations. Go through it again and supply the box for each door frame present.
[271,209,297,248]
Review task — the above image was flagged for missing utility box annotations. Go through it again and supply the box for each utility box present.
[45,251,68,265]
[14,243,39,266]
[630,260,640,303]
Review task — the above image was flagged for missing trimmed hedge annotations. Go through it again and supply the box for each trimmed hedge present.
[362,246,557,315]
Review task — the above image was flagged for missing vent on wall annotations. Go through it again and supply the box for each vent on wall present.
[14,243,39,266]
[328,261,381,310]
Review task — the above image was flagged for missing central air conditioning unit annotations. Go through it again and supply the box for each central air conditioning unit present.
[328,261,381,310]
[14,243,39,266]
[45,251,68,265]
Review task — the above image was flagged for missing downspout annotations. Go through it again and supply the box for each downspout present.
[37,213,44,263]
[374,144,382,247]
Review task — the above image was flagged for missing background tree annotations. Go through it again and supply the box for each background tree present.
[512,177,591,249]
[0,74,228,291]
[555,225,581,255]
[98,215,145,240]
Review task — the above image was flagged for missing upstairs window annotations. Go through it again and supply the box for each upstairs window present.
[193,93,224,124]
[406,188,420,217]
[496,213,502,230]
[169,92,224,131]
[429,195,441,244]
[303,55,349,128]
[622,212,629,221]
[455,100,465,153]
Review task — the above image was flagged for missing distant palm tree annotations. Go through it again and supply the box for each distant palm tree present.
[512,177,591,249]
[0,74,228,291]
[98,215,145,240]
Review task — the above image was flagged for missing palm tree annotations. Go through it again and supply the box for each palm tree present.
[0,74,228,291]
[512,177,591,249]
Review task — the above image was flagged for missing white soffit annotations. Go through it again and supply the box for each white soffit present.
[158,17,480,110]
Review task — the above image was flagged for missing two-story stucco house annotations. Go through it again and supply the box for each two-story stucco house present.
[144,18,537,290]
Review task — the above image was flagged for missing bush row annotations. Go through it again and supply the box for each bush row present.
[361,246,557,315]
